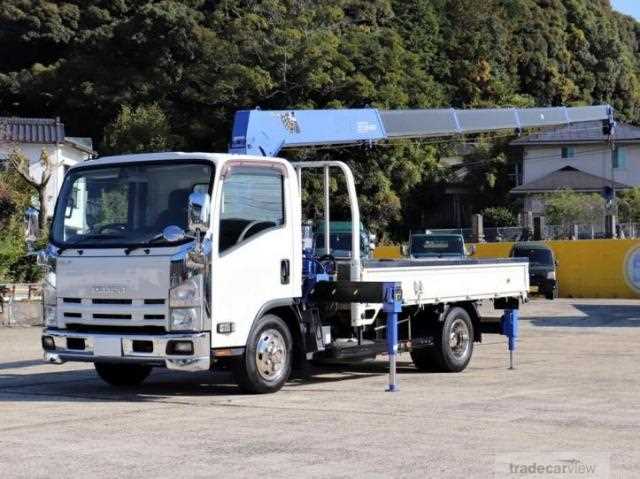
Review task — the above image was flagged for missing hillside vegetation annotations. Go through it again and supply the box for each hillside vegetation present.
[2,0,639,236]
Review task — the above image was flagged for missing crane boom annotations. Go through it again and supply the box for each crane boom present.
[228,105,614,157]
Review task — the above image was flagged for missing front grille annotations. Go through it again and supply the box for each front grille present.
[59,297,168,330]
[65,324,166,335]
[92,299,133,305]
[144,299,165,305]
[92,313,132,320]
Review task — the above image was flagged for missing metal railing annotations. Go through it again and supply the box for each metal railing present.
[428,223,640,242]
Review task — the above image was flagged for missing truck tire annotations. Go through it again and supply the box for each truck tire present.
[94,362,152,387]
[412,307,474,373]
[232,314,292,394]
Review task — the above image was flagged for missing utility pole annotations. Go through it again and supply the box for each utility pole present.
[604,107,617,238]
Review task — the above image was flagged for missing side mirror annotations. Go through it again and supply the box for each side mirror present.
[187,191,211,234]
[162,225,186,243]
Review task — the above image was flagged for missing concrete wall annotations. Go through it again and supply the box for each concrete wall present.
[522,144,640,186]
[0,300,42,326]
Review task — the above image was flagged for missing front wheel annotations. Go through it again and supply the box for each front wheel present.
[94,362,152,387]
[232,314,292,394]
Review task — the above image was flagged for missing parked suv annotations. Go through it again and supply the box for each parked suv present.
[510,242,558,300]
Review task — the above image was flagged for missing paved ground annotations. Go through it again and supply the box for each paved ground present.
[1,299,639,478]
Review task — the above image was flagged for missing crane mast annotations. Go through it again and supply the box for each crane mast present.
[229,105,614,157]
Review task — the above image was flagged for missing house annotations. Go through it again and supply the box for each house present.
[0,117,93,219]
[510,120,640,216]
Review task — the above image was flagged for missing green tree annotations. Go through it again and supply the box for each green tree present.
[6,147,57,231]
[482,207,517,227]
[103,103,176,154]
[619,187,640,223]
[544,189,605,226]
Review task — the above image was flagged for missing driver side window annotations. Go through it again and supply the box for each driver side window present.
[219,167,285,253]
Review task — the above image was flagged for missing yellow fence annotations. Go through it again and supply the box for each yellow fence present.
[374,239,640,298]
[473,239,640,299]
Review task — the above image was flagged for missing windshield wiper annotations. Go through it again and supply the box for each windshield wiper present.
[123,233,168,255]
[57,234,126,254]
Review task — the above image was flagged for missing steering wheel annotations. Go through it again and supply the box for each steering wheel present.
[237,221,273,244]
[95,223,127,234]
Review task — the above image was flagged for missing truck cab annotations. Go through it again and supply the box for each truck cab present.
[42,152,302,392]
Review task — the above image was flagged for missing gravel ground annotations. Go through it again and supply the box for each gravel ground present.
[0,298,638,478]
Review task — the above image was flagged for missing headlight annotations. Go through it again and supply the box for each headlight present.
[169,276,201,308]
[169,275,203,331]
[170,307,201,331]
[42,273,57,327]
[44,305,57,327]
[546,271,556,280]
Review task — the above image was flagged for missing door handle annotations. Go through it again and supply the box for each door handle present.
[280,259,290,284]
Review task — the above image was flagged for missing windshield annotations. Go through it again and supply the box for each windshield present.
[52,161,214,248]
[513,248,553,266]
[411,235,464,257]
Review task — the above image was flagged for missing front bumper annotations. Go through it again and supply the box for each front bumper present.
[42,329,211,372]
[530,277,556,294]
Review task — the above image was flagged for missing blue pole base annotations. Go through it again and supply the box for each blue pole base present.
[385,384,398,392]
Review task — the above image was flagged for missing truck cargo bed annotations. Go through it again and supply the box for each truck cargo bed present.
[360,258,529,306]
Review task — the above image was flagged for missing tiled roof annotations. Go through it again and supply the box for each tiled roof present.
[511,121,640,145]
[0,117,65,144]
[510,166,631,194]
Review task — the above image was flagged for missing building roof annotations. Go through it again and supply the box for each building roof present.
[0,117,65,144]
[511,120,640,146]
[64,136,94,154]
[510,166,632,194]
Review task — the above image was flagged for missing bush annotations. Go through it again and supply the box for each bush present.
[481,207,517,227]
[544,189,605,226]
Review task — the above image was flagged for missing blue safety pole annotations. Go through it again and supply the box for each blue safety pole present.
[383,283,403,392]
[500,309,519,369]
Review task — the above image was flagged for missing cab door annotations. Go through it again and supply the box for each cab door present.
[210,160,298,348]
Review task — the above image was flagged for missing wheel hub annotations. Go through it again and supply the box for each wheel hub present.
[448,318,470,358]
[255,328,287,381]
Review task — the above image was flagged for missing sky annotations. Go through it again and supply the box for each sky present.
[610,0,640,20]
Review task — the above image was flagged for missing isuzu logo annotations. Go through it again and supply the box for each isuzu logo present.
[93,286,126,296]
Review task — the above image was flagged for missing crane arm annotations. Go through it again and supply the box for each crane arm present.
[228,105,614,157]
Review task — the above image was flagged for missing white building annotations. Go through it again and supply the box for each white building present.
[0,117,93,218]
[510,121,640,215]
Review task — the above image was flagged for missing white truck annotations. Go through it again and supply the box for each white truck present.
[39,106,614,393]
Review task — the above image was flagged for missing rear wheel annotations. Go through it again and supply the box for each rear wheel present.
[232,314,292,394]
[411,306,474,373]
[94,363,152,387]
